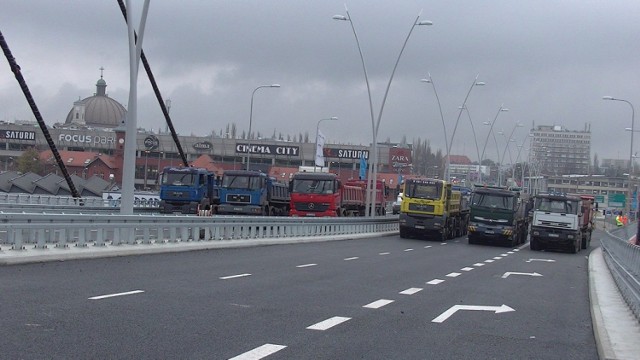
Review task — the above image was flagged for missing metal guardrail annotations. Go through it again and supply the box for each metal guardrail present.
[0,213,398,250]
[0,193,160,208]
[601,227,640,321]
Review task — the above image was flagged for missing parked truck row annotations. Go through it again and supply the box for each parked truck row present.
[158,167,388,217]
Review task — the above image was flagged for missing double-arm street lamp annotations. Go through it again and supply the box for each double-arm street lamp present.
[479,105,509,183]
[315,117,338,170]
[334,7,431,216]
[246,84,280,171]
[499,123,523,186]
[603,96,635,217]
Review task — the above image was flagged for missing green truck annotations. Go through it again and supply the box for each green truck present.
[467,186,529,247]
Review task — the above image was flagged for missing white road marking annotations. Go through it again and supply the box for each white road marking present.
[363,299,395,309]
[424,245,432,249]
[501,271,543,279]
[493,257,502,260]
[400,288,423,295]
[404,248,414,252]
[473,263,485,267]
[220,273,252,280]
[526,258,555,263]
[446,272,461,278]
[440,243,447,245]
[461,267,474,272]
[501,254,509,256]
[432,304,515,323]
[296,263,317,268]
[427,279,445,285]
[307,316,351,331]
[379,252,390,255]
[229,343,287,359]
[507,251,515,254]
[88,290,144,300]
[484,259,495,263]
[513,249,520,252]
[344,257,359,261]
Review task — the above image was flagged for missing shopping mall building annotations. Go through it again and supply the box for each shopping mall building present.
[0,75,412,191]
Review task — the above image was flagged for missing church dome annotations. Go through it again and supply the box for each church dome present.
[65,74,126,128]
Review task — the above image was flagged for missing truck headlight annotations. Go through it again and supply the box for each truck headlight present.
[567,234,574,239]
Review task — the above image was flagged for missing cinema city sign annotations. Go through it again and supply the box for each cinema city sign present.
[236,143,300,156]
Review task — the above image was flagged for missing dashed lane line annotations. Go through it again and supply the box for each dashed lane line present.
[484,259,495,263]
[379,252,391,256]
[461,267,474,272]
[344,257,359,261]
[307,316,351,331]
[296,263,317,268]
[446,272,461,278]
[493,257,503,260]
[228,343,287,360]
[220,274,252,280]
[363,299,395,309]
[427,279,445,285]
[88,290,144,300]
[399,288,423,295]
[404,248,414,252]
[473,263,485,267]
[424,245,433,249]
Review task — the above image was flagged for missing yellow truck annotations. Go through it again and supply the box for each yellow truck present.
[398,178,469,241]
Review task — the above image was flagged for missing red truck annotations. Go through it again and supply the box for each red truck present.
[344,179,388,216]
[289,173,387,217]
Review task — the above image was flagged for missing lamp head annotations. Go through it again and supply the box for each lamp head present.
[417,20,433,26]
[270,84,281,88]
[475,82,486,86]
[420,78,432,83]
[603,96,614,100]
[332,15,348,21]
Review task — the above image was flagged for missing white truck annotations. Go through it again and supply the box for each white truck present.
[529,193,585,253]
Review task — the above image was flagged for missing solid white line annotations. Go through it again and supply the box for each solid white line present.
[379,252,390,255]
[427,279,445,285]
[344,257,359,261]
[404,248,414,252]
[461,267,474,272]
[446,272,461,278]
[400,287,423,295]
[473,263,485,267]
[88,290,144,300]
[220,273,252,280]
[307,316,351,331]
[363,299,395,309]
[296,263,317,268]
[228,343,287,360]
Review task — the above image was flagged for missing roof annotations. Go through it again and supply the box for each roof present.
[9,172,41,193]
[33,173,65,194]
[40,150,112,168]
[447,155,472,165]
[190,154,224,176]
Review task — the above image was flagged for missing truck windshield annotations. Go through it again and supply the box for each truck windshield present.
[292,179,334,194]
[471,193,514,210]
[406,182,441,200]
[222,175,262,190]
[162,172,197,187]
[535,198,578,214]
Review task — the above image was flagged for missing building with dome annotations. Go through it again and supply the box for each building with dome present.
[64,69,126,128]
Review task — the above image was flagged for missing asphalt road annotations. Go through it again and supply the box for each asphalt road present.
[0,231,600,359]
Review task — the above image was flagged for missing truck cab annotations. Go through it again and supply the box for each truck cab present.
[159,167,217,214]
[217,170,290,216]
[530,193,583,253]
[467,186,528,246]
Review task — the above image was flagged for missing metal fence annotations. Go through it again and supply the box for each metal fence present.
[601,228,640,321]
[0,213,398,251]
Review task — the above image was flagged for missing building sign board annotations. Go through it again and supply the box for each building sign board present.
[323,148,369,159]
[0,130,36,141]
[58,133,116,145]
[193,141,212,151]
[389,147,412,168]
[235,143,300,156]
[144,135,159,150]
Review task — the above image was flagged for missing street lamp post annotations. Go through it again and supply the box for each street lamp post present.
[334,7,431,216]
[603,96,635,218]
[143,150,149,190]
[459,105,481,183]
[479,105,509,183]
[315,117,338,170]
[420,74,448,180]
[499,123,523,186]
[246,84,280,171]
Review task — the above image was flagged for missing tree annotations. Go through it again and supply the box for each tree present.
[17,148,42,174]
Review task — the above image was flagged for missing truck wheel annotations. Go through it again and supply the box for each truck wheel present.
[441,228,449,241]
[571,239,580,253]
[468,234,477,245]
[399,227,408,238]
[530,237,539,251]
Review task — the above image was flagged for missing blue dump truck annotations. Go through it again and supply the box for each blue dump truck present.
[217,170,290,216]
[158,167,220,214]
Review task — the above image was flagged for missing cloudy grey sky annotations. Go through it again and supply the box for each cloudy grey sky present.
[1,1,638,162]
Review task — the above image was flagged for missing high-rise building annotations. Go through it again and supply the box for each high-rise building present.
[531,124,591,176]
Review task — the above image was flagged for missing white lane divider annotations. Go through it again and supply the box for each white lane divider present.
[424,245,432,249]
[379,252,390,256]
[296,263,317,268]
[473,263,485,267]
[427,279,445,285]
[307,316,351,331]
[399,288,423,295]
[446,272,461,278]
[220,274,252,280]
[493,257,502,260]
[461,267,474,272]
[228,343,287,360]
[484,259,495,263]
[440,243,447,245]
[344,257,359,261]
[363,299,395,309]
[404,248,414,252]
[88,290,144,300]
[501,253,509,256]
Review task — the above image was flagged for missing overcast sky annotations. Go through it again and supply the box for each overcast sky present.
[1,1,639,162]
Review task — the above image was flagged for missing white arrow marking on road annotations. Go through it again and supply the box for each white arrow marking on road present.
[432,304,515,323]
[501,271,543,279]
[525,258,556,263]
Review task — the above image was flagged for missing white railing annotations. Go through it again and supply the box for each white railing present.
[0,213,398,251]
[602,226,640,321]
